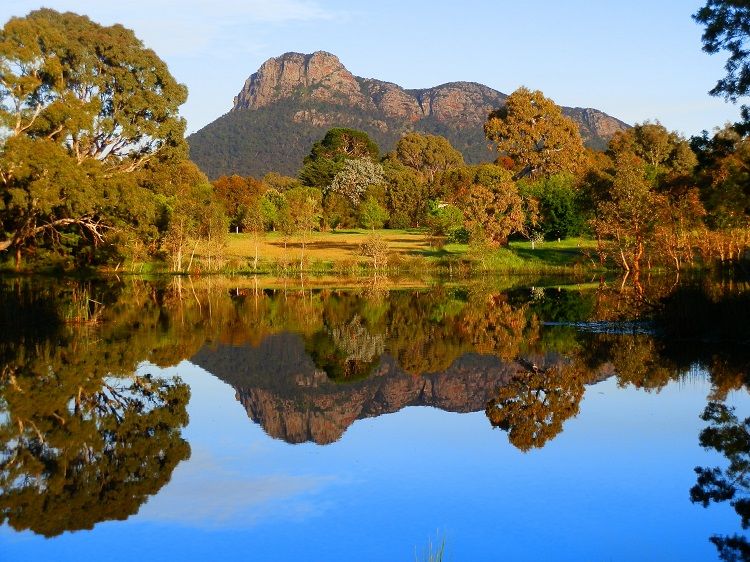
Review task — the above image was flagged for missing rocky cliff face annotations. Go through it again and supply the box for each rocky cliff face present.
[231,51,626,142]
[188,51,629,178]
[234,52,369,111]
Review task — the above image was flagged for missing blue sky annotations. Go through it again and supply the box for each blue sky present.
[0,0,740,136]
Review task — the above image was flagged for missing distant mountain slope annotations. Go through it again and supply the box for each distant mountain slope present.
[188,51,629,179]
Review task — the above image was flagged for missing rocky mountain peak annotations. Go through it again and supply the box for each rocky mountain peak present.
[233,50,367,110]
[190,51,631,178]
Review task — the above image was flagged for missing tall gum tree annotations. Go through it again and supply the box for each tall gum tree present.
[484,87,585,180]
[0,9,188,266]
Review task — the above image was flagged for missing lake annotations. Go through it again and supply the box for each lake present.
[1,275,749,561]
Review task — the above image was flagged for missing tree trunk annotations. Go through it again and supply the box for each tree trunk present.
[632,239,643,276]
[619,249,630,272]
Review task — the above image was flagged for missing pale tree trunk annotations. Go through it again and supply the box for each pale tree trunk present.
[253,233,259,271]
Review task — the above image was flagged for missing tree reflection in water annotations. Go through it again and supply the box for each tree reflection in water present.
[485,361,586,452]
[692,403,750,561]
[0,282,191,537]
[1,275,749,538]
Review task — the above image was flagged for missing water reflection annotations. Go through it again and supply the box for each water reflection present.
[692,403,750,561]
[0,282,191,537]
[486,360,586,452]
[1,275,749,545]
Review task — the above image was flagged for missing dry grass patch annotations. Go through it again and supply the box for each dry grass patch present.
[225,229,434,264]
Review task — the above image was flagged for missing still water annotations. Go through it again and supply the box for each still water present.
[1,276,749,561]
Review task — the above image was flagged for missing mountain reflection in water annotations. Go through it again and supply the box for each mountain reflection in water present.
[1,275,749,559]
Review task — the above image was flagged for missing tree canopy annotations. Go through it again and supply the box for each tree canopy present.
[694,1,750,103]
[390,133,464,184]
[484,87,585,179]
[0,9,191,268]
[299,128,379,189]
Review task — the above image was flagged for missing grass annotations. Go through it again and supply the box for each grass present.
[226,229,432,262]
[415,534,446,562]
[221,230,603,275]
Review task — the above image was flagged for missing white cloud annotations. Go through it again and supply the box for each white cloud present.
[135,447,338,528]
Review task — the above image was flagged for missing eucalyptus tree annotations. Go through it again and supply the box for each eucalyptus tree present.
[484,87,585,180]
[0,9,188,267]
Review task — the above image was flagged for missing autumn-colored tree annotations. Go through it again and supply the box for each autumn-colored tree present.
[591,153,660,274]
[592,123,705,272]
[653,188,706,271]
[484,87,585,179]
[485,361,586,452]
[213,175,266,232]
[609,121,697,185]
[449,164,529,246]
[262,172,302,192]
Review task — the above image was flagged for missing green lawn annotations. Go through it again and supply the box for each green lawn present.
[221,230,603,273]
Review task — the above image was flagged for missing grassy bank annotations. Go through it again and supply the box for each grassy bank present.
[219,229,602,275]
[0,230,608,277]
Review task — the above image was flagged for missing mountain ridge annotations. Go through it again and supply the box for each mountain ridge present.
[189,51,630,179]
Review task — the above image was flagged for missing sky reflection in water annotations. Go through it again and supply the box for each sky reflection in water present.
[2,366,745,562]
[1,278,749,561]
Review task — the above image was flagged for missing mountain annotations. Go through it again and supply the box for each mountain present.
[188,51,630,179]
[190,332,613,445]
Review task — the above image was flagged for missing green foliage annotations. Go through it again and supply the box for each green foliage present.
[391,132,464,183]
[0,281,192,537]
[358,196,389,230]
[425,200,464,238]
[383,161,429,228]
[691,126,750,229]
[0,9,187,162]
[522,174,584,240]
[694,2,750,112]
[299,128,380,188]
[0,9,202,269]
